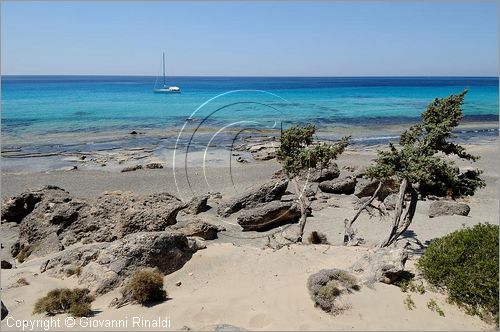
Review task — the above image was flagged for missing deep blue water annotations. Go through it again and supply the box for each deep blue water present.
[2,76,498,141]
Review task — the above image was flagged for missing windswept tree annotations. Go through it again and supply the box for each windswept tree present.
[277,124,349,242]
[364,90,485,247]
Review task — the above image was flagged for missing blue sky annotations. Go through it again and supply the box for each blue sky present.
[2,1,498,76]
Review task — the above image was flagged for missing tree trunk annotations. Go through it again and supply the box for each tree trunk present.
[292,178,310,243]
[344,181,383,244]
[379,178,408,247]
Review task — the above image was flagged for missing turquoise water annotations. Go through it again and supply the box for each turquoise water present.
[2,76,498,146]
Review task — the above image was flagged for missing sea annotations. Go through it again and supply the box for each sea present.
[1,76,498,154]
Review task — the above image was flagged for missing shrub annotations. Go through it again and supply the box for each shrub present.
[307,269,359,314]
[65,266,82,277]
[123,269,167,305]
[15,278,30,287]
[16,246,32,263]
[307,231,329,245]
[33,288,94,317]
[418,223,498,323]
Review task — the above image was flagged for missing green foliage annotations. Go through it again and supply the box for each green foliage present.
[123,269,167,305]
[307,231,329,244]
[33,288,94,317]
[277,124,349,178]
[365,90,485,198]
[427,299,445,317]
[418,224,499,323]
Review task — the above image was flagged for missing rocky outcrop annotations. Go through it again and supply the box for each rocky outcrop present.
[40,231,195,295]
[319,177,356,194]
[10,188,185,260]
[300,163,340,183]
[183,195,210,214]
[350,248,408,284]
[217,179,288,217]
[428,200,470,218]
[354,178,398,200]
[170,219,225,240]
[1,186,58,224]
[237,201,301,231]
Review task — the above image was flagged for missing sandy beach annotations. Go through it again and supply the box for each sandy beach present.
[1,138,498,331]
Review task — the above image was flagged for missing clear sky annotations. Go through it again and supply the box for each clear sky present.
[1,1,498,76]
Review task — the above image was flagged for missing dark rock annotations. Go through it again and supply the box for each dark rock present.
[121,165,142,172]
[350,248,408,284]
[354,178,398,200]
[183,195,210,214]
[217,179,288,217]
[144,162,164,169]
[428,200,470,218]
[300,163,340,183]
[319,178,356,194]
[41,231,195,295]
[237,201,301,231]
[1,260,12,269]
[129,131,138,135]
[170,219,224,240]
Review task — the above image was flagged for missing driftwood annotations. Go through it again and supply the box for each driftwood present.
[343,182,383,245]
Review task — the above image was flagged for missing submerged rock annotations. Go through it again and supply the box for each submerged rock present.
[237,201,301,231]
[428,200,470,218]
[217,179,288,217]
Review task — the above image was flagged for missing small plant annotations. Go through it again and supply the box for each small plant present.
[307,269,359,314]
[427,299,445,317]
[307,231,329,244]
[123,269,167,305]
[404,294,416,310]
[16,245,32,263]
[394,271,415,292]
[15,277,30,287]
[418,223,498,324]
[33,288,94,317]
[65,266,82,277]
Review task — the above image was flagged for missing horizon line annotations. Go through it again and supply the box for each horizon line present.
[2,74,499,78]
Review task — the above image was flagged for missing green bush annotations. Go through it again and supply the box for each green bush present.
[33,288,94,317]
[418,223,498,323]
[123,269,167,305]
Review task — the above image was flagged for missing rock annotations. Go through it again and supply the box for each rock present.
[383,193,399,210]
[1,260,12,269]
[129,131,138,135]
[183,195,210,214]
[252,149,276,161]
[12,188,185,259]
[236,156,248,163]
[170,219,224,240]
[217,179,288,217]
[237,201,301,231]
[144,162,163,169]
[41,231,195,295]
[1,301,7,320]
[319,177,356,194]
[350,248,408,284]
[121,165,142,172]
[428,200,470,218]
[354,178,398,200]
[187,236,207,250]
[176,281,182,286]
[300,163,340,182]
[57,166,78,171]
[1,186,51,224]
[280,194,296,202]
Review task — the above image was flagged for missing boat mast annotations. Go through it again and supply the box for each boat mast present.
[162,52,166,87]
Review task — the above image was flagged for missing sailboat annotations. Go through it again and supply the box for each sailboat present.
[154,52,181,93]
